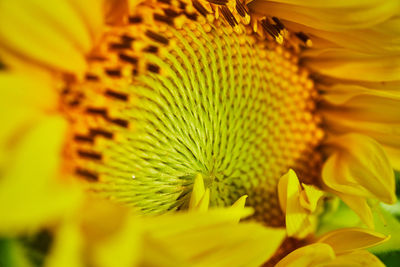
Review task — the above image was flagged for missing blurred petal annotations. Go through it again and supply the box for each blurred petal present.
[70,0,104,41]
[318,228,389,254]
[276,243,335,267]
[337,193,374,229]
[278,169,323,238]
[0,71,58,165]
[0,116,82,234]
[230,195,249,223]
[189,173,206,210]
[301,183,324,213]
[231,195,248,209]
[195,188,210,212]
[45,222,84,267]
[104,0,130,25]
[278,170,307,237]
[91,218,141,267]
[144,208,254,238]
[143,211,286,267]
[320,80,400,106]
[47,197,141,267]
[279,17,400,55]
[320,250,385,267]
[0,0,105,76]
[384,145,400,171]
[304,50,400,82]
[248,0,400,31]
[322,133,396,204]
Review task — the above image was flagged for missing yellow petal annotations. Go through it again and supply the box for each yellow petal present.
[47,196,141,267]
[322,133,396,204]
[318,228,389,254]
[304,50,400,81]
[279,170,306,237]
[300,183,324,213]
[189,173,206,210]
[321,93,400,171]
[249,0,394,9]
[278,169,290,213]
[0,0,103,75]
[324,94,400,124]
[276,243,335,267]
[248,0,400,31]
[231,195,248,209]
[69,0,104,41]
[383,145,400,171]
[322,113,400,153]
[280,17,400,56]
[278,169,320,238]
[0,71,57,166]
[318,250,385,267]
[320,83,400,106]
[336,193,374,229]
[92,217,141,267]
[0,71,57,110]
[0,116,82,234]
[45,222,84,267]
[230,195,248,223]
[140,236,185,267]
[144,208,254,238]
[104,0,130,25]
[144,211,285,267]
[195,188,210,212]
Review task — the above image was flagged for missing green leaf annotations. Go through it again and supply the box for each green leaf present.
[0,237,34,267]
[368,206,400,254]
[376,250,400,267]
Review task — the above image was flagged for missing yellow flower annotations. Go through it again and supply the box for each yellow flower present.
[276,228,389,267]
[0,0,399,266]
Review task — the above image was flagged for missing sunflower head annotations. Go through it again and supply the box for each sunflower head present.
[59,0,326,227]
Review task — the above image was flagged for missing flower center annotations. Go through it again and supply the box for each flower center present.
[61,0,323,226]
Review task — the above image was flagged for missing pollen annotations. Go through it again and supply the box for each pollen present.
[61,0,324,226]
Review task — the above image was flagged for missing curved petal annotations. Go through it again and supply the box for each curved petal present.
[144,210,285,266]
[69,0,105,41]
[278,170,323,238]
[196,188,210,212]
[323,94,400,124]
[336,192,374,229]
[383,145,400,170]
[230,195,248,223]
[46,222,84,267]
[280,18,400,56]
[301,183,324,213]
[0,0,105,76]
[189,173,206,210]
[321,113,400,171]
[276,243,335,267]
[322,133,396,204]
[104,0,130,25]
[278,170,307,237]
[319,83,400,106]
[249,0,396,9]
[320,250,385,267]
[0,71,58,162]
[318,228,389,254]
[303,50,400,82]
[0,116,82,234]
[248,0,400,31]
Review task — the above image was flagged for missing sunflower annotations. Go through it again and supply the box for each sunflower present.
[0,0,399,266]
